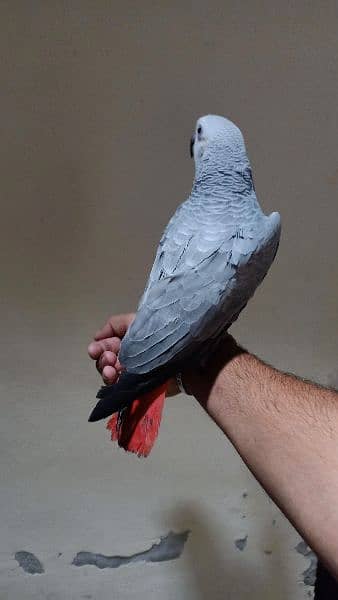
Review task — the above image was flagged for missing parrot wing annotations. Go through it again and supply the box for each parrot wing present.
[119,202,280,375]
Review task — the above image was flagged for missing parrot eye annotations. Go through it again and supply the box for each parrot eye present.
[197,125,202,135]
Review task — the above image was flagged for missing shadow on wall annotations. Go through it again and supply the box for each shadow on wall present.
[162,502,292,600]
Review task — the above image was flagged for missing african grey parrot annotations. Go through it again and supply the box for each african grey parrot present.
[89,115,281,456]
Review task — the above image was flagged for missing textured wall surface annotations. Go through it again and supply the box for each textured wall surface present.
[0,2,337,599]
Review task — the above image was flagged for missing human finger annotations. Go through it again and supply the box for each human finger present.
[88,337,121,360]
[102,365,118,385]
[96,350,117,374]
[94,313,135,341]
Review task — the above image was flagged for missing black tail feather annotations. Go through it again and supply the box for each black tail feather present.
[88,371,167,422]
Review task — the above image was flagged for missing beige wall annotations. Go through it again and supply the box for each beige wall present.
[1,2,337,598]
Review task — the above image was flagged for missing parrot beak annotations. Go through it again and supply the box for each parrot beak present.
[190,134,195,158]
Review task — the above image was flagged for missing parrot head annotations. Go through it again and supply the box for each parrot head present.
[190,114,246,167]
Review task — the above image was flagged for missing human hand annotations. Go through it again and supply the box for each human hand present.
[88,313,135,385]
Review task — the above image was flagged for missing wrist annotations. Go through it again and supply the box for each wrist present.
[182,335,247,404]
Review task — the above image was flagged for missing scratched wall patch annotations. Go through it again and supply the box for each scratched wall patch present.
[72,530,190,569]
[14,551,44,574]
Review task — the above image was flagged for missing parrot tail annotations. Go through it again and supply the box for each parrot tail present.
[88,370,169,422]
[107,384,167,457]
[88,370,172,456]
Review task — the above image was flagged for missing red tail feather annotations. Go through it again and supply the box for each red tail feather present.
[107,383,167,457]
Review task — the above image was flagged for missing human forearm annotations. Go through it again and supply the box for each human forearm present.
[186,347,338,577]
